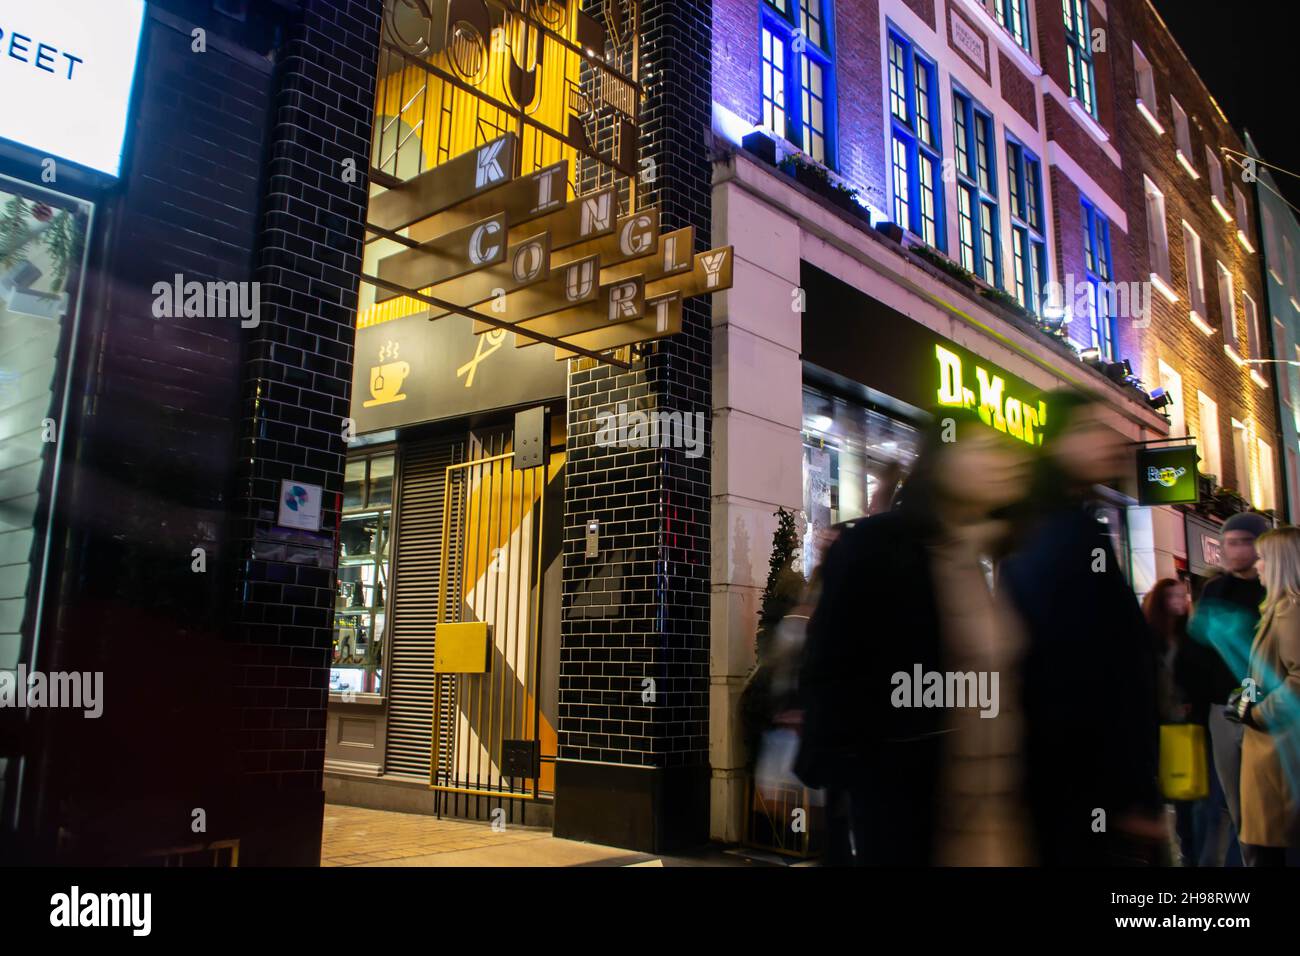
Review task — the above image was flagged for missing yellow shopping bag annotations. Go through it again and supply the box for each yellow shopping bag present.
[1159,723,1209,801]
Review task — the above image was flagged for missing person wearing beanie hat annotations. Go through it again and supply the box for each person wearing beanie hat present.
[1187,510,1272,866]
[1221,512,1271,540]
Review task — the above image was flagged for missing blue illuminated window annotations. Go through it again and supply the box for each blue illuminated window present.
[887,28,944,250]
[953,89,1000,285]
[1082,198,1116,358]
[1063,0,1098,119]
[995,0,1031,54]
[1007,138,1047,314]
[761,1,837,166]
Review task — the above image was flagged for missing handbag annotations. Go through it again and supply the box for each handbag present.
[1159,723,1209,801]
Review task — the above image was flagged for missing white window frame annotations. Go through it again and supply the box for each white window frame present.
[1256,435,1275,511]
[1218,260,1240,358]
[1182,221,1207,329]
[1145,176,1177,301]
[1171,97,1199,180]
[1231,418,1252,498]
[1263,206,1285,285]
[1206,146,1232,222]
[1197,390,1222,482]
[1158,360,1186,437]
[1244,291,1268,387]
[1235,184,1255,252]
[1133,44,1163,134]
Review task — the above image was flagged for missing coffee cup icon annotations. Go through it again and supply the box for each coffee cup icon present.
[364,360,410,407]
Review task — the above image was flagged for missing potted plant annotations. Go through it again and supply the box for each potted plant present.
[1210,487,1250,518]
[979,285,1034,323]
[908,244,978,288]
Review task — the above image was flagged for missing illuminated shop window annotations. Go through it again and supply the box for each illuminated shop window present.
[333,452,396,697]
[760,0,836,165]
[1007,138,1047,313]
[801,385,920,577]
[1062,0,1097,119]
[953,89,1000,285]
[0,176,92,670]
[887,28,944,250]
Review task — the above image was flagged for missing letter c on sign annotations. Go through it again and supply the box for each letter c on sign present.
[470,220,502,265]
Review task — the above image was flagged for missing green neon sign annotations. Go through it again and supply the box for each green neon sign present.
[935,344,1046,446]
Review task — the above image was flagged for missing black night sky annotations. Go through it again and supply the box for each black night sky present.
[1152,0,1300,211]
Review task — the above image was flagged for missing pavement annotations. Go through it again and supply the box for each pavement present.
[321,804,798,867]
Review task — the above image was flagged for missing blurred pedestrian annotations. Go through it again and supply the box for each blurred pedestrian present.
[795,406,1033,865]
[1188,510,1270,865]
[1143,578,1219,865]
[1000,391,1165,866]
[1227,527,1300,866]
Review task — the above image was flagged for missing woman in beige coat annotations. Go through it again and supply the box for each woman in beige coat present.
[1230,527,1300,865]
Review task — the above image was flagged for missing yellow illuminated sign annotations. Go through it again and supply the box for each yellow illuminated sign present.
[935,344,1044,446]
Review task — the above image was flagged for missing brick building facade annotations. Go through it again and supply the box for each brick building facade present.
[707,0,1281,842]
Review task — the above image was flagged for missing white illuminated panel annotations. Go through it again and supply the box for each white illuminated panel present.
[0,0,146,177]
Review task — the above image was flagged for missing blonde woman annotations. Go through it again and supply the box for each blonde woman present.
[1229,526,1300,865]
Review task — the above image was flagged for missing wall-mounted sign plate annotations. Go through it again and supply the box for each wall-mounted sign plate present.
[434,622,491,674]
[1137,445,1201,505]
[277,480,323,532]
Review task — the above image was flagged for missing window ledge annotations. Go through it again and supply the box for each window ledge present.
[1189,310,1214,335]
[1151,272,1180,303]
[1176,150,1201,180]
[1290,295,1300,312]
[1136,99,1165,135]
[1269,268,1285,286]
[1068,97,1110,143]
[329,692,386,707]
[1211,196,1234,223]
[1251,369,1271,389]
[1237,229,1256,254]
[1225,344,1246,366]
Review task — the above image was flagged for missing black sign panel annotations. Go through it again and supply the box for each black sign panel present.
[350,311,566,434]
[800,262,1049,445]
[1136,445,1201,505]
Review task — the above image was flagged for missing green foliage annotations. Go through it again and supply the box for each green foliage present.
[43,210,83,292]
[0,196,28,269]
[756,507,805,657]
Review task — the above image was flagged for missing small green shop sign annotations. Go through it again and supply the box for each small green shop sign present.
[1137,445,1201,505]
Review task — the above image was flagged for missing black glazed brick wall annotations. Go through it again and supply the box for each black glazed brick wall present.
[230,0,382,793]
[559,0,713,768]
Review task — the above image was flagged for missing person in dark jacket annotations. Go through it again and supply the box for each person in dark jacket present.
[1188,510,1269,865]
[1000,390,1165,866]
[794,406,1032,865]
[1143,577,1219,865]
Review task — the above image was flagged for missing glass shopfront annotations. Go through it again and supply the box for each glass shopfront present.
[800,383,920,577]
[0,174,92,669]
[332,451,395,697]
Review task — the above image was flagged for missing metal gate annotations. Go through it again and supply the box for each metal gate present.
[431,434,549,814]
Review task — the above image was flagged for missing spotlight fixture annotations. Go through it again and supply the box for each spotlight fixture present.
[1147,387,1173,411]
[1104,358,1134,384]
